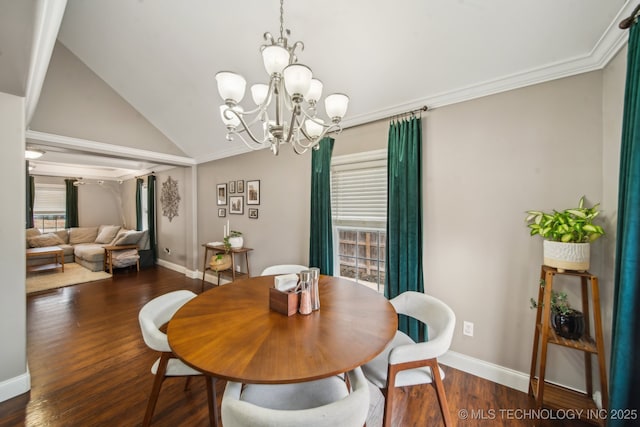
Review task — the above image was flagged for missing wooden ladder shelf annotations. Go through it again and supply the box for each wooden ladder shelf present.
[529,265,608,426]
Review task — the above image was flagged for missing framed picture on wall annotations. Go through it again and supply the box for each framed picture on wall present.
[237,180,244,193]
[229,196,244,214]
[248,208,258,219]
[229,180,236,194]
[216,183,227,205]
[247,180,260,205]
[218,208,226,217]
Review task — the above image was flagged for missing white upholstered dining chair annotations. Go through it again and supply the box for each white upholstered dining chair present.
[260,264,308,276]
[221,367,369,427]
[361,291,456,427]
[139,290,218,427]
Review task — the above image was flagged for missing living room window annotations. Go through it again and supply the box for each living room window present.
[140,183,149,230]
[33,183,66,232]
[331,149,387,293]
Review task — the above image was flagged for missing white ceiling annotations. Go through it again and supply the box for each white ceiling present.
[1,0,636,178]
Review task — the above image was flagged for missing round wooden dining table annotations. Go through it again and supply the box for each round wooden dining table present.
[167,275,398,384]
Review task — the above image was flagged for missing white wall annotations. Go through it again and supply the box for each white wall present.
[0,91,29,401]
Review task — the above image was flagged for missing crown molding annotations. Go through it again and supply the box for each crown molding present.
[193,142,265,164]
[341,2,633,129]
[25,0,67,125]
[26,130,196,166]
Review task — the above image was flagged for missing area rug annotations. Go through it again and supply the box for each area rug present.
[26,263,111,294]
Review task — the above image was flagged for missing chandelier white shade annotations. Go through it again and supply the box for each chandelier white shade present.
[216,72,246,104]
[25,148,45,159]
[215,0,349,155]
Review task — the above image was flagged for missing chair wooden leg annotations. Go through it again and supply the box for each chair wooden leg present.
[143,353,170,427]
[205,376,218,427]
[429,360,453,427]
[184,376,192,391]
[382,364,399,427]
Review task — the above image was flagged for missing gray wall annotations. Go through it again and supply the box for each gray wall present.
[0,91,28,396]
[197,148,311,278]
[600,45,626,378]
[32,176,123,227]
[30,42,186,156]
[156,167,194,268]
[191,62,624,393]
[424,70,607,389]
[2,40,626,402]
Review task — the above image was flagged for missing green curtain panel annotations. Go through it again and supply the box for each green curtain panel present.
[136,178,143,231]
[26,166,34,228]
[610,20,640,426]
[309,137,334,275]
[386,116,425,341]
[64,178,79,228]
[147,175,157,261]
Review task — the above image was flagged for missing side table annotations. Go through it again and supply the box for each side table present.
[201,244,253,291]
[529,265,607,426]
[104,244,140,274]
[26,246,65,273]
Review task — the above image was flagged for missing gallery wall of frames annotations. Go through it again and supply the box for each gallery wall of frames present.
[216,179,260,219]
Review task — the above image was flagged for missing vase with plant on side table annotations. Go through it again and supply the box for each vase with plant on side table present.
[525,196,604,273]
[201,231,252,291]
[525,197,608,424]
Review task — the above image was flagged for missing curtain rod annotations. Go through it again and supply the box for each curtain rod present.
[619,3,640,29]
[389,105,428,121]
[135,172,155,179]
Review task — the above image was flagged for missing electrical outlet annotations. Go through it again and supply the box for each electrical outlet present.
[463,321,474,337]
[236,264,241,272]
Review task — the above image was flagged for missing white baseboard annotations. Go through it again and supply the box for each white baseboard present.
[0,371,30,403]
[439,350,530,393]
[156,258,187,275]
[155,259,231,285]
[438,351,603,406]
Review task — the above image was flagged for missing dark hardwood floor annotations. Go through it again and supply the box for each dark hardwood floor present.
[0,265,596,426]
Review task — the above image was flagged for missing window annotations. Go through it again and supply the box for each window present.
[331,149,387,293]
[141,183,149,230]
[33,183,66,232]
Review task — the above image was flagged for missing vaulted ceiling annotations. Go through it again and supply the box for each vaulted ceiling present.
[1,0,636,179]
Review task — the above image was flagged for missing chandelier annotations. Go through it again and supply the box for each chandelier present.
[215,0,349,155]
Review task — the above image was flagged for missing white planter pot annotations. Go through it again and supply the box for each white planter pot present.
[228,236,243,249]
[543,240,590,272]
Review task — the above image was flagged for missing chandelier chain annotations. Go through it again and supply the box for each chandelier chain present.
[279,0,284,40]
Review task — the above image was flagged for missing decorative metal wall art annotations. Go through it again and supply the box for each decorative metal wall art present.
[160,176,181,222]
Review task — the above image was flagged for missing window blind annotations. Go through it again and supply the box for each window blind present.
[331,149,387,225]
[33,184,66,214]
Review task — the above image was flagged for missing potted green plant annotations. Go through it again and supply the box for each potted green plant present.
[530,280,584,340]
[227,230,243,249]
[210,238,232,272]
[525,196,604,272]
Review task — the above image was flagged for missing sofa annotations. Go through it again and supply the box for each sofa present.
[26,225,150,272]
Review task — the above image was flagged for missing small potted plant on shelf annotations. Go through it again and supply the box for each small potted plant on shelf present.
[525,196,604,272]
[210,238,232,272]
[530,280,584,340]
